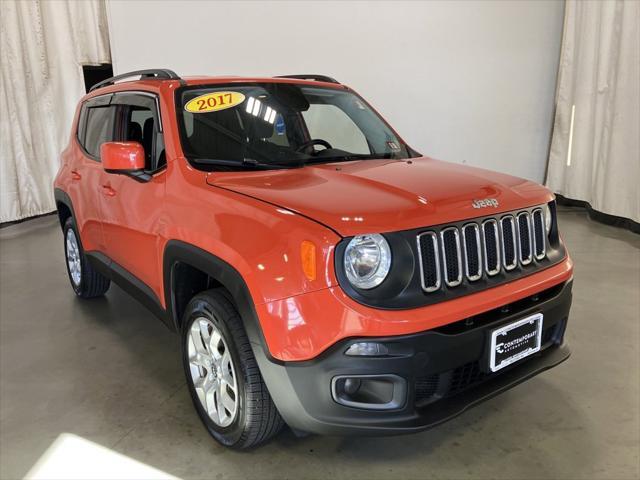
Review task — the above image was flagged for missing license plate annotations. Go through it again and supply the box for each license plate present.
[489,313,543,372]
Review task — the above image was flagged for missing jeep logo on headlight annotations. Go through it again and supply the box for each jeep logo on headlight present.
[472,198,499,209]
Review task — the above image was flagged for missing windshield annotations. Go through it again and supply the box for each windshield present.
[176,83,414,170]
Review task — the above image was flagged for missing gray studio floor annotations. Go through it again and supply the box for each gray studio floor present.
[1,207,639,480]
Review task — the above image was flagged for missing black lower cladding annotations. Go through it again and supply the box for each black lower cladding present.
[258,280,572,435]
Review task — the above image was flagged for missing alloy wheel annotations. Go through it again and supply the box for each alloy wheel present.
[187,317,239,427]
[66,229,82,287]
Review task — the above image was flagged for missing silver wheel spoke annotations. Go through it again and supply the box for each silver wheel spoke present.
[209,329,222,360]
[193,375,206,390]
[221,368,235,388]
[198,320,211,349]
[221,351,232,374]
[190,322,209,355]
[220,380,236,413]
[190,352,209,369]
[205,380,217,416]
[193,376,207,408]
[215,382,228,424]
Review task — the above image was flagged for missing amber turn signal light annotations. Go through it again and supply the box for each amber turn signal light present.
[300,241,317,281]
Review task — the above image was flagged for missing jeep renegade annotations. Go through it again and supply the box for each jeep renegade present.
[54,69,573,449]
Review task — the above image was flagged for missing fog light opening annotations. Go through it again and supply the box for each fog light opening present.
[331,375,406,410]
[343,378,361,395]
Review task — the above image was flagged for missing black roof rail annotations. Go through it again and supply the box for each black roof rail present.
[275,74,340,84]
[89,68,182,92]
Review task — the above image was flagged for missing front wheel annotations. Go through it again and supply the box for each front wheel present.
[181,290,284,449]
[63,218,110,298]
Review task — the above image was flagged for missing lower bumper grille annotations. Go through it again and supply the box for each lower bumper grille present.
[415,319,564,407]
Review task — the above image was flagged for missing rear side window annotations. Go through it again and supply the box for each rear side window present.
[81,105,116,159]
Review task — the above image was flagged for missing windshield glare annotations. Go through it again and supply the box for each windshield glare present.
[177,83,413,170]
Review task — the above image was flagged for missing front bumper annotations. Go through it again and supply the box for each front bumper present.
[255,280,572,435]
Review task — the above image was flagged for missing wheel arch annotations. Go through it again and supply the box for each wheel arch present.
[54,188,76,229]
[163,240,268,353]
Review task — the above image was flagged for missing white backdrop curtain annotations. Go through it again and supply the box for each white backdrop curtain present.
[0,0,110,223]
[546,0,640,223]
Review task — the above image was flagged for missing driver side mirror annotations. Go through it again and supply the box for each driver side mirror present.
[101,142,150,182]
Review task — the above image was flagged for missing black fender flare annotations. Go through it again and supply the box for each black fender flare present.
[53,188,77,228]
[162,241,321,429]
[162,240,271,357]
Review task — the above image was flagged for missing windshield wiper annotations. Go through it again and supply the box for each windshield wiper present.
[304,153,396,164]
[192,157,299,170]
[242,157,306,168]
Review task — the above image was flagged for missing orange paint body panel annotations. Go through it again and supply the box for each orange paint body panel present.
[258,257,573,361]
[54,75,571,363]
[208,159,554,236]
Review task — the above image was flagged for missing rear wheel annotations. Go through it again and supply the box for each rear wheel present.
[63,218,110,298]
[181,289,284,449]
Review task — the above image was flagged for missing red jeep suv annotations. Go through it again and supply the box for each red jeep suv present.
[54,69,573,449]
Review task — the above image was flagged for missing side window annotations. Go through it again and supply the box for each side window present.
[77,104,88,146]
[125,106,153,156]
[116,94,165,172]
[83,106,116,159]
[302,104,369,154]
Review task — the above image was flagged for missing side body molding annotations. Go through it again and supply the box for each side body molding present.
[85,252,170,328]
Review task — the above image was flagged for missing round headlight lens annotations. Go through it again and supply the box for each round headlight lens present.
[543,204,552,235]
[343,234,391,289]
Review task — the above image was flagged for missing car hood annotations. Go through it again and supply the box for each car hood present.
[206,157,553,237]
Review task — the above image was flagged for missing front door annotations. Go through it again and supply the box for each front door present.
[69,94,117,252]
[98,91,168,301]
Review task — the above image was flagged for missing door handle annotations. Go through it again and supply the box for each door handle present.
[101,184,116,197]
[71,170,81,180]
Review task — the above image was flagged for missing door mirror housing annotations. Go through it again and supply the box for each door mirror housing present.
[101,142,150,182]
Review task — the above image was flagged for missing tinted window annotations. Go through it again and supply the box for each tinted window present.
[77,105,88,145]
[83,106,115,159]
[116,95,165,172]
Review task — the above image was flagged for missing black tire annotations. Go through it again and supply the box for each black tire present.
[181,289,284,449]
[63,217,110,298]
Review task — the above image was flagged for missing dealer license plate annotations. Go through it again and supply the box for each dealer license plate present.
[489,313,543,372]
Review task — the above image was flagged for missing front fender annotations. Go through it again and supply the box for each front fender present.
[163,158,342,309]
[162,240,268,349]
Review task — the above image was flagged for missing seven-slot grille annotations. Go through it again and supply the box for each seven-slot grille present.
[417,207,547,293]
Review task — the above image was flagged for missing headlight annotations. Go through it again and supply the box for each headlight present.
[343,234,391,289]
[543,203,552,235]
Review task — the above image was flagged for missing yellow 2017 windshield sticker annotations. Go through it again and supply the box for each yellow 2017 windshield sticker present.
[185,91,246,113]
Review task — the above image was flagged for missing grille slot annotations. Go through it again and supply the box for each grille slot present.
[517,212,533,265]
[417,232,441,292]
[415,374,439,401]
[482,219,501,276]
[531,208,546,259]
[440,228,462,287]
[500,215,517,271]
[462,223,482,281]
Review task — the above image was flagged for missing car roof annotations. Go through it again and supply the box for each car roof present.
[86,69,346,97]
[180,76,346,88]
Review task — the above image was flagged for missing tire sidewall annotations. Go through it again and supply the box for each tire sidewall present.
[63,218,84,296]
[181,295,248,447]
